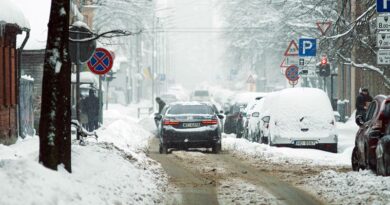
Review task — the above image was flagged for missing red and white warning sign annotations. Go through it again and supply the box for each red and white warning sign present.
[284,40,299,56]
[280,56,299,68]
[316,21,332,36]
[246,74,256,84]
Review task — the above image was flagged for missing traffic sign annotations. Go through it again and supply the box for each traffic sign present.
[299,38,317,57]
[284,40,299,56]
[377,49,390,64]
[280,56,299,68]
[69,23,96,64]
[377,0,390,12]
[377,15,390,30]
[87,48,114,75]
[377,32,390,47]
[316,22,332,36]
[299,58,305,66]
[285,65,300,82]
[246,74,256,84]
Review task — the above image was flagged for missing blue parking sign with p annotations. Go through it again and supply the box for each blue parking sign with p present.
[299,38,317,57]
[378,0,390,12]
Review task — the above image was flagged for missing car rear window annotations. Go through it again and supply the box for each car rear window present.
[194,91,209,96]
[168,104,213,115]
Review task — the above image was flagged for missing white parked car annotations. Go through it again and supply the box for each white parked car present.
[262,88,338,153]
[246,99,265,142]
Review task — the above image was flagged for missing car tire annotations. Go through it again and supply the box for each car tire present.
[384,151,390,176]
[365,144,376,171]
[212,143,221,154]
[352,146,360,171]
[159,143,168,154]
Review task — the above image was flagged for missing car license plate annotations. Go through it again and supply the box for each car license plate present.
[294,140,317,146]
[182,123,200,128]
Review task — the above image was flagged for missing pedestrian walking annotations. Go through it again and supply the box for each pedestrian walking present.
[356,88,373,118]
[85,89,99,131]
[156,97,166,114]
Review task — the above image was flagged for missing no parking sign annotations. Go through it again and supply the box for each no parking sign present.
[285,65,300,82]
[87,48,114,75]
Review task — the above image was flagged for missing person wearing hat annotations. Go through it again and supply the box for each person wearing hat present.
[356,88,373,118]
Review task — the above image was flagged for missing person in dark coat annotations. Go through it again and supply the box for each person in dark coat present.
[85,89,99,131]
[154,97,166,127]
[156,97,166,114]
[356,88,373,118]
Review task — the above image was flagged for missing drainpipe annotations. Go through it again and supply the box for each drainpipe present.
[17,29,30,138]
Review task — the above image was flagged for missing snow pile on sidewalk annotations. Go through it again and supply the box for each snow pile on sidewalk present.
[304,170,390,204]
[223,134,351,166]
[0,104,167,205]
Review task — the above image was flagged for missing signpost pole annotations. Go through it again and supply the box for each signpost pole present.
[106,78,109,110]
[76,33,81,140]
[98,76,103,125]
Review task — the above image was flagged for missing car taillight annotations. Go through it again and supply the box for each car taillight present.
[163,120,180,126]
[202,119,218,125]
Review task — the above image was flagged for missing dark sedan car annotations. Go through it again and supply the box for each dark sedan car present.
[352,95,390,172]
[155,102,224,154]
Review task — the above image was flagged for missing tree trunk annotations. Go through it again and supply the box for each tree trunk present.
[39,0,71,173]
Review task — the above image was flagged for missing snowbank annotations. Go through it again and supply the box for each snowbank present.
[0,104,167,205]
[304,170,390,204]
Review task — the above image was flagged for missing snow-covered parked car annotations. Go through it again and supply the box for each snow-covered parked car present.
[246,99,265,142]
[264,88,338,153]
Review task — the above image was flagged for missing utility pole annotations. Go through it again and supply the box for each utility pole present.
[350,0,363,113]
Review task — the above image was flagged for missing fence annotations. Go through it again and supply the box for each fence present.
[19,78,35,138]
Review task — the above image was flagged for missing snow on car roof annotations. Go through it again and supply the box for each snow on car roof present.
[269,88,334,123]
[168,101,211,106]
[233,92,268,104]
[0,0,30,30]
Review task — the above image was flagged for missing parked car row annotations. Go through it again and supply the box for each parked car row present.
[225,88,338,153]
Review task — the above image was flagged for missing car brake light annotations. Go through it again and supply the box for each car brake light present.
[163,120,180,126]
[202,120,218,125]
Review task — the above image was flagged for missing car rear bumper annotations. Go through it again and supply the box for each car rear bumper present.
[269,135,338,152]
[162,129,220,148]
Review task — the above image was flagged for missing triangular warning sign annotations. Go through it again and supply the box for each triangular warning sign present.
[316,21,332,36]
[280,56,298,68]
[246,75,256,84]
[284,40,299,56]
[280,57,288,68]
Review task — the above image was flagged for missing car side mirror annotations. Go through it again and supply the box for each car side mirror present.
[384,103,390,118]
[218,114,224,119]
[261,116,270,123]
[154,114,162,121]
[355,115,364,127]
[252,112,260,118]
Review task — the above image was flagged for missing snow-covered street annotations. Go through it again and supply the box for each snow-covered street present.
[2,102,390,204]
[2,0,390,204]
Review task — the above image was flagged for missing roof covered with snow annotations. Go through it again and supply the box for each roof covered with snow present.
[0,0,30,30]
